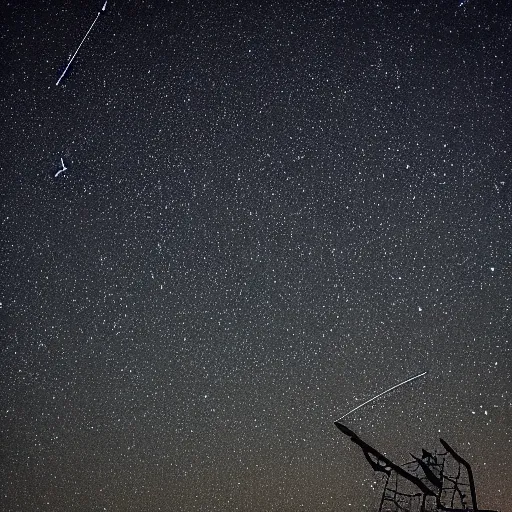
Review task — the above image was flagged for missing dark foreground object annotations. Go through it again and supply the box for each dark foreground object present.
[334,421,498,512]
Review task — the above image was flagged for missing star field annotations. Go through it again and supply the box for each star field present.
[1,1,511,511]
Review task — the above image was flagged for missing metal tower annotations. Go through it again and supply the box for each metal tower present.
[334,422,498,512]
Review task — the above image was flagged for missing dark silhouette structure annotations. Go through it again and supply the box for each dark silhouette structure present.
[334,421,498,512]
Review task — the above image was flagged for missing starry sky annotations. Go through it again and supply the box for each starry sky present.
[1,0,511,510]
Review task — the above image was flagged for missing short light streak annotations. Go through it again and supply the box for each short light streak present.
[336,371,428,421]
[56,1,108,86]
[55,157,67,177]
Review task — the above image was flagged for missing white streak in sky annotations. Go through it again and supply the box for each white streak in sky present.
[336,371,428,421]
[55,157,67,177]
[56,2,108,86]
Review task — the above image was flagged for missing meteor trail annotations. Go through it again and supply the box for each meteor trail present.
[55,157,67,177]
[336,371,428,421]
[56,1,108,86]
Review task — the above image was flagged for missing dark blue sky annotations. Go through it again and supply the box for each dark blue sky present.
[1,1,511,510]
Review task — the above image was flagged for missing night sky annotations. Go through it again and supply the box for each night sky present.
[1,1,511,511]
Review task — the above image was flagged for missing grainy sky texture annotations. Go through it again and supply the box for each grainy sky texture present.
[1,1,511,511]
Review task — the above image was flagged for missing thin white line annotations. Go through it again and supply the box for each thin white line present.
[56,3,106,86]
[336,371,427,421]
